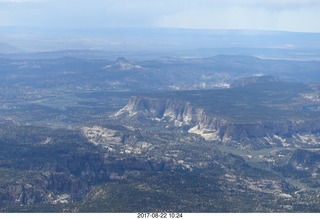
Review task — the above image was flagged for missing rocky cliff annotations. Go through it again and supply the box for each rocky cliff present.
[115,96,320,149]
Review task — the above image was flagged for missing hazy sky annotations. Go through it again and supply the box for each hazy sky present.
[0,0,320,32]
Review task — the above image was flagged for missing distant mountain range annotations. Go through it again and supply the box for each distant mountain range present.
[0,42,23,54]
[1,28,320,60]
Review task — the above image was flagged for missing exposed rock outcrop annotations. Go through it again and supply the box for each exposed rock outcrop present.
[104,57,141,71]
[274,149,320,188]
[115,96,320,149]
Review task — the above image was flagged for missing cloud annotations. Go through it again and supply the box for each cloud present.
[156,6,277,30]
[154,0,320,32]
[0,0,46,2]
[0,10,12,25]
[0,0,320,32]
[200,0,320,8]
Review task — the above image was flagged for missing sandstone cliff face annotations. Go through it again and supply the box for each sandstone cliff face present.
[115,96,320,149]
[115,96,216,127]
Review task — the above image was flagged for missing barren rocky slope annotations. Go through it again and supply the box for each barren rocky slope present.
[115,95,320,150]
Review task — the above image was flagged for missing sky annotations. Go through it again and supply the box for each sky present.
[0,0,320,32]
